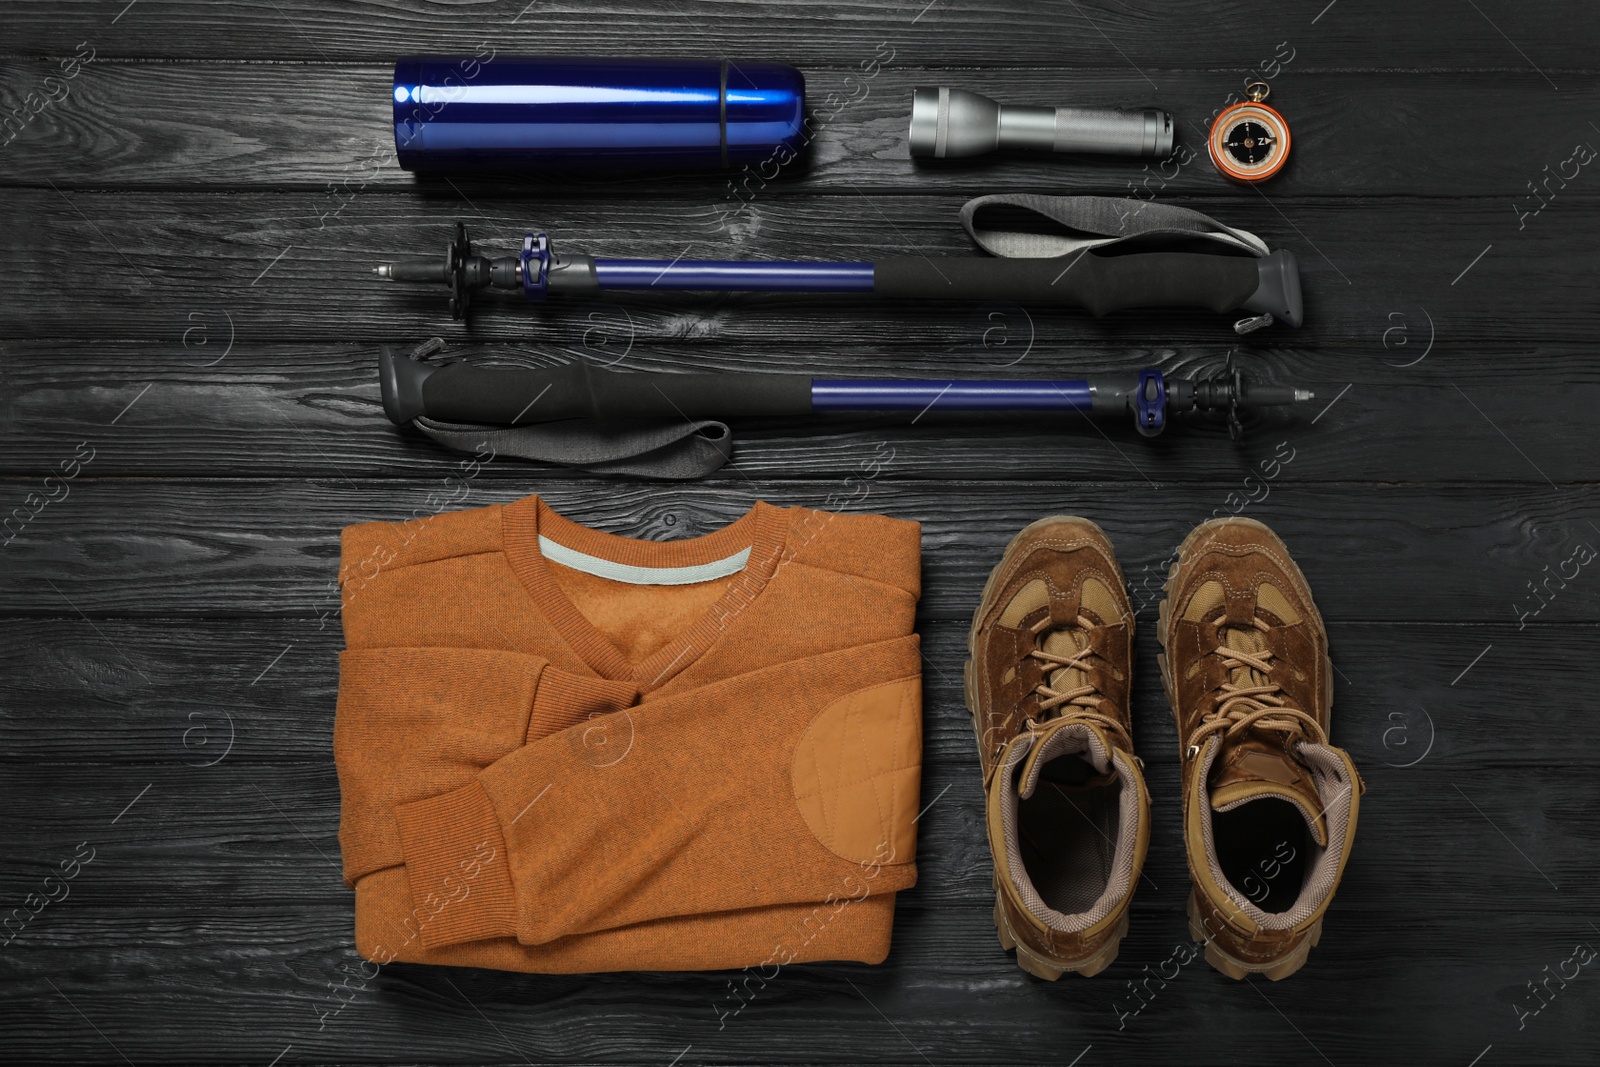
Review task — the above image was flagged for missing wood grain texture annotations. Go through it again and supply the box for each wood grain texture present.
[0,187,1593,343]
[0,620,1592,1065]
[0,616,1572,772]
[3,191,1594,347]
[4,61,1597,198]
[1,340,1591,481]
[2,0,1598,1063]
[5,0,1598,69]
[1,897,1588,1065]
[3,480,1599,623]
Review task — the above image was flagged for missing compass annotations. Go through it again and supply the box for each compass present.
[1209,82,1291,183]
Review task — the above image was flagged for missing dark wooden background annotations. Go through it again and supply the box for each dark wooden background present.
[3,1,1598,1064]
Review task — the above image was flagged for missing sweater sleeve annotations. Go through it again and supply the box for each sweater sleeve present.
[389,637,922,950]
[333,647,638,887]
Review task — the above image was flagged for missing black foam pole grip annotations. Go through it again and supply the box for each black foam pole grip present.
[387,257,450,283]
[872,252,1259,315]
[418,362,814,425]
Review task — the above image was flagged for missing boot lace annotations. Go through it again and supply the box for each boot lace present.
[1186,615,1326,756]
[1021,613,1131,751]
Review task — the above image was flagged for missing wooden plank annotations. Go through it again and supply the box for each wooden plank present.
[4,60,1597,198]
[0,899,1590,1065]
[1,339,1592,482]
[0,618,1566,772]
[0,0,1595,1063]
[2,481,1597,624]
[0,620,1591,1059]
[4,0,1596,71]
[2,190,1596,345]
[1,618,1590,928]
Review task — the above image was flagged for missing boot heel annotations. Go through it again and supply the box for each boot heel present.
[1070,912,1129,978]
[992,894,1065,979]
[993,895,1016,951]
[994,893,1128,980]
[1186,893,1319,981]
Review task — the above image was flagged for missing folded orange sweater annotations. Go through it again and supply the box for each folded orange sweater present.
[334,494,923,972]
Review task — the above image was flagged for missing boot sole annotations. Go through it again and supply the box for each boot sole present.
[1157,516,1334,981]
[995,892,1130,979]
[1186,893,1322,981]
[966,517,1133,979]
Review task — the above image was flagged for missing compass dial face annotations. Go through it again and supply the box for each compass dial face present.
[1224,119,1275,164]
[1209,102,1291,182]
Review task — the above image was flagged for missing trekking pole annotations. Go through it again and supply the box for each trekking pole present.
[380,346,1310,441]
[373,222,1303,333]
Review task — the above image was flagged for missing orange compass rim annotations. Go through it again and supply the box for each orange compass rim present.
[1209,99,1291,183]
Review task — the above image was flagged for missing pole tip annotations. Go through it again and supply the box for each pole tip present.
[374,264,392,279]
[1295,388,1315,402]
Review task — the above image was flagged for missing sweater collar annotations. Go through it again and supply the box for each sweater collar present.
[500,495,791,690]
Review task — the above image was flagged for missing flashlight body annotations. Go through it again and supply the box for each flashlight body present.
[909,87,1173,159]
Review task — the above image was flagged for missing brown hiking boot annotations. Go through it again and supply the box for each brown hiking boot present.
[965,517,1151,979]
[1157,517,1364,981]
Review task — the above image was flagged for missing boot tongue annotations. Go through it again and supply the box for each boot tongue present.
[1039,627,1089,699]
[1218,624,1271,690]
[1209,746,1328,847]
[1208,626,1328,846]
[1016,718,1115,798]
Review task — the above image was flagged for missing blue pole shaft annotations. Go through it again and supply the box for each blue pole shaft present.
[593,259,875,292]
[810,380,1094,411]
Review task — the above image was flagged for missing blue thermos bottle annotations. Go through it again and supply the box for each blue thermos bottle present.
[393,55,807,171]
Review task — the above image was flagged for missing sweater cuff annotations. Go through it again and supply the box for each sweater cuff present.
[527,665,638,742]
[393,781,518,948]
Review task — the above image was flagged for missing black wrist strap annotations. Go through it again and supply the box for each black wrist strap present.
[411,415,733,480]
[392,337,733,479]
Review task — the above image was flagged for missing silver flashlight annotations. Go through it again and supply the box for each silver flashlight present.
[908,87,1174,159]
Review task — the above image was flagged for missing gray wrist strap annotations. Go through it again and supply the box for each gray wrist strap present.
[959,193,1270,259]
[411,416,733,480]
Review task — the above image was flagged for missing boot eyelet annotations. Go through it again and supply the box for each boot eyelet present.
[1186,744,1201,760]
